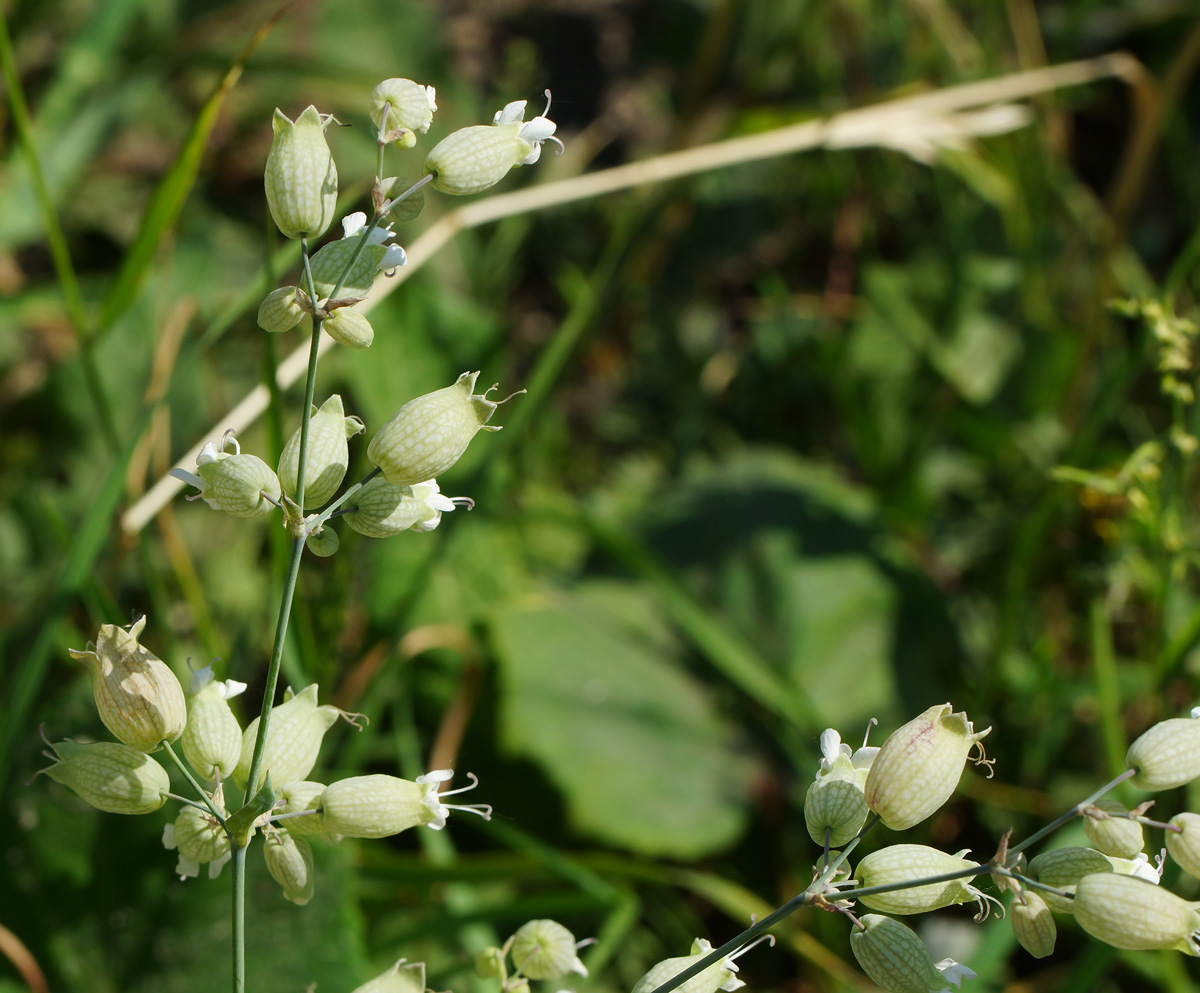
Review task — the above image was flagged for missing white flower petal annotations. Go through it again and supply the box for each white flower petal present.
[379,245,408,270]
[341,212,368,238]
[493,100,527,126]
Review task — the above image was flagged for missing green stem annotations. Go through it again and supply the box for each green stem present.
[1007,769,1136,859]
[994,867,1074,900]
[233,236,326,993]
[646,815,878,993]
[842,865,984,903]
[305,466,380,532]
[161,741,226,825]
[232,845,247,993]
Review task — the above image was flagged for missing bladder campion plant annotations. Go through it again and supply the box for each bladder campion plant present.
[37,72,1200,993]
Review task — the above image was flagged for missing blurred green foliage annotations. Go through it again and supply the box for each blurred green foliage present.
[5,0,1200,990]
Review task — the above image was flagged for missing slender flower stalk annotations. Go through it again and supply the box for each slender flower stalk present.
[161,742,226,826]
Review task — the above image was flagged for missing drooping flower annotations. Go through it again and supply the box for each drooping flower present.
[367,372,520,486]
[370,78,437,145]
[69,616,187,753]
[318,770,490,838]
[180,664,246,781]
[423,91,562,196]
[170,433,282,519]
[864,704,992,831]
[850,915,975,993]
[308,212,407,300]
[343,477,471,537]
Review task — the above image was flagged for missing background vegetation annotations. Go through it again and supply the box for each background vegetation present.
[4,0,1200,990]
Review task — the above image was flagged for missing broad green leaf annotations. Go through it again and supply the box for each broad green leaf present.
[490,581,756,858]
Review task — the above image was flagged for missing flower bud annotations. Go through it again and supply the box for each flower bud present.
[306,524,340,557]
[265,106,338,240]
[424,94,559,196]
[474,948,505,979]
[367,372,518,485]
[1010,891,1056,959]
[41,739,169,814]
[69,616,186,752]
[323,309,375,349]
[319,770,458,839]
[805,777,867,848]
[352,960,427,993]
[854,846,984,916]
[180,666,246,781]
[343,477,461,537]
[631,939,744,993]
[1073,872,1200,953]
[162,803,231,879]
[278,780,339,843]
[308,214,406,299]
[370,79,437,145]
[511,919,588,980]
[278,395,364,509]
[257,286,310,333]
[1083,800,1145,859]
[1026,847,1113,914]
[1167,813,1200,878]
[850,915,976,993]
[264,828,315,905]
[1126,715,1200,791]
[864,704,991,831]
[233,684,342,793]
[378,176,425,222]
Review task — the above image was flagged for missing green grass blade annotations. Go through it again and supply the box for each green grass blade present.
[94,8,284,339]
[0,403,155,803]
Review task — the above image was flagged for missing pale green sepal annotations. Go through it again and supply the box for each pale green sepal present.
[351,959,427,993]
[42,739,170,814]
[264,106,338,240]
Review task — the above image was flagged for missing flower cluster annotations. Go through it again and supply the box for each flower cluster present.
[169,377,513,553]
[796,704,1200,993]
[40,617,490,906]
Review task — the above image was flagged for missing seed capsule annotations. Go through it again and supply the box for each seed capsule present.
[264,829,315,905]
[233,684,341,793]
[631,938,743,993]
[264,106,338,241]
[69,617,186,753]
[277,395,364,509]
[1083,800,1145,859]
[1010,891,1056,959]
[1167,813,1200,879]
[864,704,991,831]
[351,960,427,993]
[180,666,244,781]
[367,372,517,486]
[1126,716,1200,791]
[850,914,975,993]
[1074,872,1200,953]
[41,739,169,814]
[1027,847,1114,914]
[854,845,982,916]
[319,772,453,839]
[510,919,588,979]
